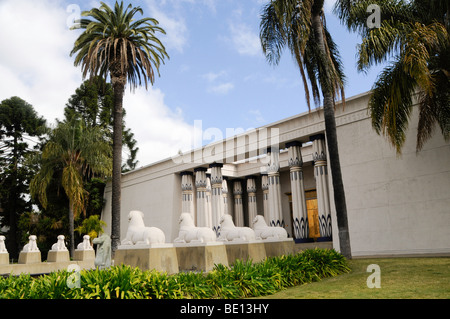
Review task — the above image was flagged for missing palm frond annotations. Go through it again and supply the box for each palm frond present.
[260,1,286,66]
[260,0,345,109]
[71,1,169,90]
[369,57,417,153]
[417,69,450,151]
[337,0,450,152]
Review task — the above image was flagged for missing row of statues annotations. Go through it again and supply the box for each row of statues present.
[0,211,288,256]
[0,233,111,270]
[121,210,288,246]
[0,234,94,256]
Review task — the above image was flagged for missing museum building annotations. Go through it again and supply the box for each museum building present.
[101,91,450,257]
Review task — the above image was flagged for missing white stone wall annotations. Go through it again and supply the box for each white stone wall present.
[102,164,182,242]
[333,98,450,256]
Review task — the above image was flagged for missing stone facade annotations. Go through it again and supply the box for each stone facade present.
[101,91,450,257]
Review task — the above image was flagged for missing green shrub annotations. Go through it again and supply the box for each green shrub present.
[0,248,350,299]
[176,271,214,299]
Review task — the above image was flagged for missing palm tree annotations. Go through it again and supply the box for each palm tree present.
[334,0,449,153]
[260,0,351,258]
[70,1,169,254]
[30,120,112,256]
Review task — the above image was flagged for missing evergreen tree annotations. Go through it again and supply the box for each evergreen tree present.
[0,97,47,259]
[64,77,139,172]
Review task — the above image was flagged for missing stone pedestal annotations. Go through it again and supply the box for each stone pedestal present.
[224,241,266,265]
[74,249,95,262]
[263,238,294,257]
[47,250,70,263]
[18,251,41,264]
[0,253,9,265]
[115,244,179,274]
[175,242,228,272]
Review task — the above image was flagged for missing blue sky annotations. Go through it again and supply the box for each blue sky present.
[0,0,385,167]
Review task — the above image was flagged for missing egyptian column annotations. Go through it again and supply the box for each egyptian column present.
[266,147,283,227]
[286,141,309,242]
[209,163,224,235]
[194,167,209,227]
[261,173,269,224]
[246,176,258,226]
[222,178,229,216]
[233,180,244,227]
[310,134,332,240]
[180,172,195,223]
[205,176,212,228]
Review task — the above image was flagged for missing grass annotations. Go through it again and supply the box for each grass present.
[256,257,450,299]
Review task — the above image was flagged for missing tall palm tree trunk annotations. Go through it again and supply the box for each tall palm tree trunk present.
[111,75,126,256]
[68,199,75,257]
[311,4,352,258]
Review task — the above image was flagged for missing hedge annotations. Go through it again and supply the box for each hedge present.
[0,248,350,299]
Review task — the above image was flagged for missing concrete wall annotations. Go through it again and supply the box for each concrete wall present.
[102,163,182,242]
[333,95,450,256]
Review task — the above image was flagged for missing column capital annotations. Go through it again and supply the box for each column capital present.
[180,171,193,176]
[221,179,228,194]
[233,180,243,196]
[195,168,207,188]
[287,142,303,168]
[209,164,223,186]
[181,174,193,192]
[311,134,327,163]
[261,174,269,192]
[246,177,257,193]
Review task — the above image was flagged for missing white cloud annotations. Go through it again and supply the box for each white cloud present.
[144,0,189,53]
[202,70,227,82]
[208,82,234,95]
[229,22,262,57]
[224,6,262,57]
[123,88,198,166]
[0,0,198,167]
[0,0,82,125]
[201,70,234,95]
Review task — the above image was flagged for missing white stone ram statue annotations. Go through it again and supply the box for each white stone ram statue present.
[218,214,256,242]
[121,210,166,245]
[174,212,216,244]
[252,215,288,240]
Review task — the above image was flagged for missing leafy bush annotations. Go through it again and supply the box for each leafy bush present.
[0,248,350,299]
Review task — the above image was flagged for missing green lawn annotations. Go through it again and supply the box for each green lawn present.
[257,257,450,299]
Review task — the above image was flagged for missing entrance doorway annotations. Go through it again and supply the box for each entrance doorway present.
[305,190,320,239]
[287,189,320,240]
